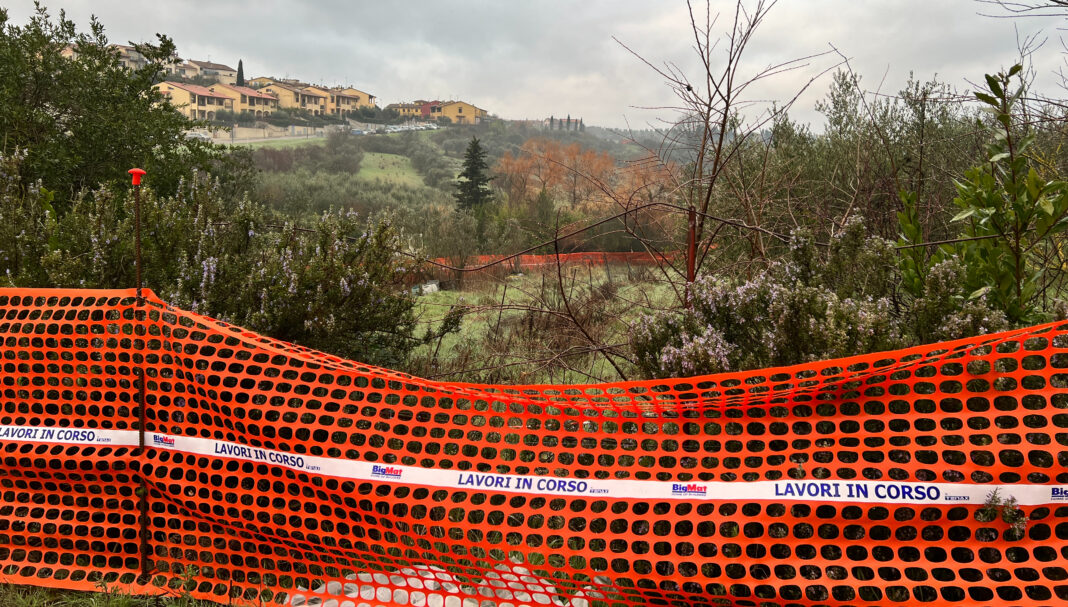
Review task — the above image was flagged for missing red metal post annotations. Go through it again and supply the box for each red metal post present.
[686,205,696,308]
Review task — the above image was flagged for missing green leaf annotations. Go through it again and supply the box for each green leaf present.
[952,208,977,222]
[968,286,993,300]
[1039,196,1054,216]
[1026,168,1042,198]
[974,92,999,107]
[985,73,1004,98]
[1009,64,1023,77]
[1017,133,1036,153]
[988,152,1010,163]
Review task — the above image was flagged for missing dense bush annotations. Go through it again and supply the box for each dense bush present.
[263,107,345,128]
[211,109,258,127]
[632,219,1008,378]
[1,152,420,366]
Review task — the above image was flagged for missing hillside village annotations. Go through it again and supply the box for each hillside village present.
[69,43,491,128]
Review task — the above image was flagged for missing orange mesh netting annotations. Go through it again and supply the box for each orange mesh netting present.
[1,287,1067,606]
[430,252,675,273]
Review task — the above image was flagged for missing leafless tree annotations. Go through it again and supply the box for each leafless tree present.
[977,1,1068,18]
[613,0,837,304]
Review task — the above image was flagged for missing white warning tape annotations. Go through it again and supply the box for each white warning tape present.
[0,425,133,446]
[1,426,1063,505]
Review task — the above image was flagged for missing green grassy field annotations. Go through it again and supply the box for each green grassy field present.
[357,152,423,186]
[409,264,675,384]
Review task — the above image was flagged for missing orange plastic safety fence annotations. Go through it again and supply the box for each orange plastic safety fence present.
[1,287,1068,606]
[430,251,675,273]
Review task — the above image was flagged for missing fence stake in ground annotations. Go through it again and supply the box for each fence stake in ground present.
[128,167,152,584]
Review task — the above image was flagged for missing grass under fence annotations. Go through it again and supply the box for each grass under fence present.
[408,263,676,384]
[0,585,219,607]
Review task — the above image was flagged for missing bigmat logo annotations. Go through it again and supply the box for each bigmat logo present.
[152,435,175,447]
[671,483,708,497]
[371,465,402,479]
[1053,487,1068,501]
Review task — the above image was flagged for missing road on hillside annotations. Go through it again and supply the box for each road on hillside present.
[212,133,327,145]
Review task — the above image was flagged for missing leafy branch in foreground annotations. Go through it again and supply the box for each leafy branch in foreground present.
[949,64,1068,323]
[0,5,223,206]
[980,487,1029,536]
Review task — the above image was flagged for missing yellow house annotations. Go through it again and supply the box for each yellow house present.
[384,102,422,118]
[64,43,181,74]
[344,87,376,108]
[164,61,200,79]
[260,81,303,111]
[258,81,328,115]
[299,86,330,115]
[188,60,237,84]
[247,76,277,88]
[209,83,279,117]
[329,87,376,114]
[112,44,149,70]
[440,101,487,125]
[154,81,233,120]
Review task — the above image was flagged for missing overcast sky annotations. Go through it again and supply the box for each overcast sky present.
[5,0,1067,129]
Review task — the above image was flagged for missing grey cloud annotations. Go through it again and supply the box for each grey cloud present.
[4,0,1065,128]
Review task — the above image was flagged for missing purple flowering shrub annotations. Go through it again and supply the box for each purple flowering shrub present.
[633,218,1008,379]
[8,168,419,366]
[0,151,57,287]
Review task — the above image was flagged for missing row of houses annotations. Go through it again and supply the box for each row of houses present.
[75,43,489,124]
[153,76,380,120]
[67,44,241,84]
[383,100,488,126]
[153,81,277,120]
[249,77,375,117]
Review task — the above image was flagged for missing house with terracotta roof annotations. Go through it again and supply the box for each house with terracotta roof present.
[440,101,487,125]
[385,102,422,118]
[154,81,233,120]
[111,44,149,70]
[299,86,330,115]
[257,81,328,115]
[162,60,200,79]
[209,83,279,117]
[247,76,277,88]
[259,81,303,111]
[62,43,183,74]
[188,60,237,84]
[386,99,486,124]
[385,100,441,119]
[329,87,376,115]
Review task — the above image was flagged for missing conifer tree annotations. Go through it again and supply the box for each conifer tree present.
[236,59,244,86]
[455,137,492,210]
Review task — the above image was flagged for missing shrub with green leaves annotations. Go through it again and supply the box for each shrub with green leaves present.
[899,65,1068,325]
[949,65,1068,323]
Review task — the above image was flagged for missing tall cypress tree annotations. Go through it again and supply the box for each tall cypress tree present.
[236,59,244,86]
[455,137,492,210]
